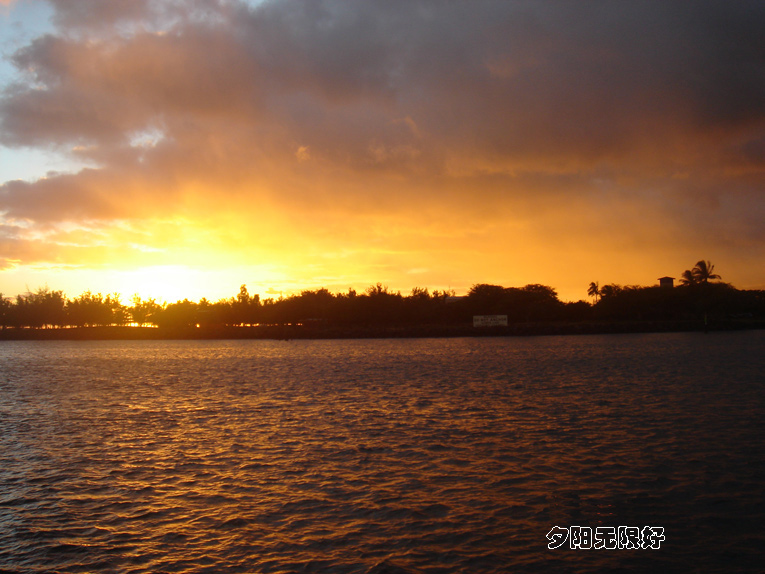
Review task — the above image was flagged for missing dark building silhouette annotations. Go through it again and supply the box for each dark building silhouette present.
[658,276,675,289]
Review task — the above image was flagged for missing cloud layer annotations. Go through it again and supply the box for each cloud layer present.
[1,0,764,299]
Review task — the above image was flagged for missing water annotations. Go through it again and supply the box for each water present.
[0,332,763,573]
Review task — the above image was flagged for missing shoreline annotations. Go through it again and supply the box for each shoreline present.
[1,319,763,341]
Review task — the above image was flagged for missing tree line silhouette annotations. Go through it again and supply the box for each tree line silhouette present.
[1,261,763,331]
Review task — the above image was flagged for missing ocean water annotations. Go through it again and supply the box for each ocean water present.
[0,332,763,573]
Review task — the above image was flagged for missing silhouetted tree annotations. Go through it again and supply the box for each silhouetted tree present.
[0,294,11,329]
[13,287,67,328]
[403,287,452,324]
[129,295,163,326]
[521,284,558,300]
[465,283,563,322]
[409,286,430,300]
[562,300,593,321]
[110,294,129,325]
[432,288,456,299]
[519,284,562,320]
[680,260,721,285]
[357,284,404,324]
[598,284,623,299]
[331,288,361,325]
[2,268,762,334]
[467,284,507,314]
[154,299,198,328]
[232,284,260,325]
[692,260,721,284]
[67,292,122,327]
[366,283,390,297]
[279,288,335,324]
[587,281,601,303]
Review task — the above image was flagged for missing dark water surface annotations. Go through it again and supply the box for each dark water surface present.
[1,332,763,573]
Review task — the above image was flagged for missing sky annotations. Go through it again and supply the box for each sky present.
[1,0,763,303]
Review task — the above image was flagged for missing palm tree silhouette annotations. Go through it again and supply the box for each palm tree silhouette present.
[679,269,696,286]
[679,260,721,285]
[693,260,720,284]
[587,281,601,302]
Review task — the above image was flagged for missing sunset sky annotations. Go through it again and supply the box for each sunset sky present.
[1,0,763,303]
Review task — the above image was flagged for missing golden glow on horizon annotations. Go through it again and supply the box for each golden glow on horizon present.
[105,266,233,304]
[1,191,763,303]
[1,264,286,305]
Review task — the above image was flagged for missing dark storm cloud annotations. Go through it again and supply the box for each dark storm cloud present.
[3,0,762,172]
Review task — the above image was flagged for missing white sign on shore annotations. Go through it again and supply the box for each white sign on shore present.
[473,315,508,327]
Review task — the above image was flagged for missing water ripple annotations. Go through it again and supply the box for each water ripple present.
[0,333,763,572]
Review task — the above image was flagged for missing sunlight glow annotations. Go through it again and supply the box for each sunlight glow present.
[0,263,286,305]
[101,265,278,304]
